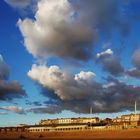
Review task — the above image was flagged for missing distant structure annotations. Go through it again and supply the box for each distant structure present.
[135,101,137,115]
[16,124,28,127]
[0,101,140,133]
[90,107,93,117]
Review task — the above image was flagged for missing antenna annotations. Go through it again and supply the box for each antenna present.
[90,107,92,117]
[135,101,137,115]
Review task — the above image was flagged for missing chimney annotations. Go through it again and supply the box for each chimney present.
[135,101,137,115]
[90,107,92,117]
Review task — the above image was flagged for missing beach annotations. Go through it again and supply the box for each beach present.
[0,129,140,140]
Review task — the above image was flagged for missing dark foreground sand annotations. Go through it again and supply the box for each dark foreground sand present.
[1,129,140,140]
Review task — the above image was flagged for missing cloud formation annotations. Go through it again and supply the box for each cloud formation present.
[0,106,25,114]
[96,49,124,76]
[126,68,140,79]
[132,48,140,69]
[27,64,140,114]
[18,0,95,61]
[28,64,96,100]
[27,105,62,114]
[18,0,133,62]
[125,48,140,79]
[16,0,140,114]
[0,80,26,100]
[4,0,31,9]
[0,55,26,100]
[0,55,9,80]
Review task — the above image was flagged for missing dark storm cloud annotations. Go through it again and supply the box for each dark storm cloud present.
[0,55,26,100]
[96,50,124,76]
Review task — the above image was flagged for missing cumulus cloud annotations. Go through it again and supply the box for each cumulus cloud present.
[28,64,96,100]
[0,55,26,100]
[27,64,140,114]
[4,0,31,9]
[75,71,95,85]
[0,106,25,114]
[96,49,124,76]
[18,0,95,61]
[17,0,134,62]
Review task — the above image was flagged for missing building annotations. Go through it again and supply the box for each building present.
[39,117,99,126]
[112,117,122,123]
[121,114,140,127]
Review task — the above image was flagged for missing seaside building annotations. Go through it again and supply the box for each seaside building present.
[39,117,99,126]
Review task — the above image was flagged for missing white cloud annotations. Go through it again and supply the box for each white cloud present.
[75,71,95,85]
[28,64,62,88]
[17,0,95,61]
[28,64,96,100]
[0,106,25,114]
[27,64,140,114]
[97,49,113,58]
[17,0,134,62]
[103,82,116,88]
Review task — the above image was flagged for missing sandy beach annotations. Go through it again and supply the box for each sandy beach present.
[0,129,140,140]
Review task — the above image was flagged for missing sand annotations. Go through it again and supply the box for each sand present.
[0,129,140,139]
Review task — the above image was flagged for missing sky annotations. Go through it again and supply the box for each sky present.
[1,0,140,127]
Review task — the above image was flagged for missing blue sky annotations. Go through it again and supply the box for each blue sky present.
[1,0,140,127]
